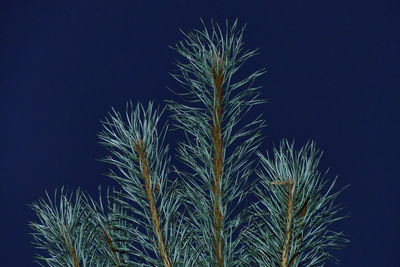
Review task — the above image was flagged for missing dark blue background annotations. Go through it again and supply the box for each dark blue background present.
[1,1,399,266]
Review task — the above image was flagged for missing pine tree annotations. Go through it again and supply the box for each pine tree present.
[28,19,349,267]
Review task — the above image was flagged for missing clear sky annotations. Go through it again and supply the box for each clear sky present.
[1,0,399,266]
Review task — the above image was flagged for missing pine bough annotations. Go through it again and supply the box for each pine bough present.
[28,19,349,267]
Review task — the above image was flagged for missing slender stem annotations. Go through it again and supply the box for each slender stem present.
[63,230,80,267]
[272,178,295,267]
[288,198,308,266]
[210,52,225,267]
[135,139,172,267]
[100,227,122,266]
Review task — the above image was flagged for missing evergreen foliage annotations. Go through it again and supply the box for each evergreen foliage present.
[28,19,349,266]
[244,141,349,266]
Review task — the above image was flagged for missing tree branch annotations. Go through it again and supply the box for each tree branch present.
[135,139,172,267]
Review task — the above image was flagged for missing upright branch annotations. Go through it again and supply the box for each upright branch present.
[28,188,100,267]
[134,139,172,267]
[245,140,349,266]
[271,178,295,267]
[66,237,80,267]
[210,51,225,266]
[98,101,194,266]
[167,19,267,266]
